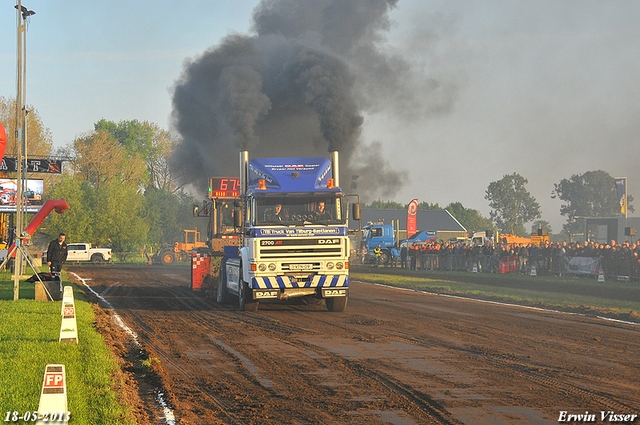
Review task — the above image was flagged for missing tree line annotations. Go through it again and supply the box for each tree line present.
[1,96,633,248]
[366,171,634,238]
[1,97,202,254]
[44,120,203,254]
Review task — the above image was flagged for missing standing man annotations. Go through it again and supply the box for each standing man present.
[373,243,382,267]
[47,233,68,277]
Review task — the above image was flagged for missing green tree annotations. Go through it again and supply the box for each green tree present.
[445,202,494,234]
[552,170,635,234]
[417,201,441,210]
[485,173,541,236]
[45,177,96,243]
[366,200,442,210]
[45,120,212,255]
[0,96,57,192]
[95,119,181,191]
[0,95,53,158]
[94,179,149,254]
[366,199,404,209]
[70,130,147,192]
[47,131,148,248]
[144,187,200,245]
[95,119,155,160]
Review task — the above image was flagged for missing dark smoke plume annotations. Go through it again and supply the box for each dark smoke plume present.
[171,0,449,202]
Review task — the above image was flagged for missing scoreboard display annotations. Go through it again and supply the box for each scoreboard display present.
[209,177,241,199]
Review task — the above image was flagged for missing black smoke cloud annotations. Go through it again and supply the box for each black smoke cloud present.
[171,0,444,202]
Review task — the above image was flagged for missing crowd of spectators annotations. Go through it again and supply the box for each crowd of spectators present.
[398,239,640,279]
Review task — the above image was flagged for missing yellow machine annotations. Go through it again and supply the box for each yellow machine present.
[153,228,208,265]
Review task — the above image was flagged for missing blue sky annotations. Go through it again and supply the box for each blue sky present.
[0,0,257,142]
[1,1,639,233]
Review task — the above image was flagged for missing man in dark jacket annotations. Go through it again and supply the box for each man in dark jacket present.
[46,233,68,274]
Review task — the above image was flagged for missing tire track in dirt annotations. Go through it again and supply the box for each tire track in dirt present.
[386,330,637,413]
[71,265,640,424]
[86,267,461,424]
[148,298,458,424]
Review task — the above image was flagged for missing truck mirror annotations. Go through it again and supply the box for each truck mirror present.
[234,208,243,227]
[193,205,199,217]
[352,203,361,220]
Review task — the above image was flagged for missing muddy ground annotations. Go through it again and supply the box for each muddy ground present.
[68,265,640,425]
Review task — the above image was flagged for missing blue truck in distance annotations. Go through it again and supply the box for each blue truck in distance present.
[362,225,442,266]
[217,151,355,312]
[361,222,396,265]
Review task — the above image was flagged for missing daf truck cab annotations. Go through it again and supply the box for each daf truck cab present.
[218,151,352,312]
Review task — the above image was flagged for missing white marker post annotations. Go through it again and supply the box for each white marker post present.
[60,286,74,315]
[36,364,69,425]
[59,286,78,343]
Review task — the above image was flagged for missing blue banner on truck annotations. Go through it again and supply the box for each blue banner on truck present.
[248,157,336,192]
[251,227,348,237]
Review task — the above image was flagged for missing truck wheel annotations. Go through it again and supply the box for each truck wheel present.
[238,267,259,312]
[217,259,231,304]
[381,250,391,265]
[161,251,176,265]
[91,253,105,264]
[325,296,347,312]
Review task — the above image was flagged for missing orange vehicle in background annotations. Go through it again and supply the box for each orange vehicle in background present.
[499,231,550,247]
[498,234,532,245]
[152,228,208,265]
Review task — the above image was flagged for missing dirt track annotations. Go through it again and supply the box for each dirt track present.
[69,265,640,425]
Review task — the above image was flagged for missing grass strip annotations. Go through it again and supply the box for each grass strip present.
[0,275,135,425]
[351,268,640,321]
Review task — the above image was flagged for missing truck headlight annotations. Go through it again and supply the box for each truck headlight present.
[268,263,277,271]
[326,262,334,270]
[336,262,344,270]
[258,263,267,272]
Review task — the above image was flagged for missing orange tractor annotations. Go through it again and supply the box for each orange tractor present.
[152,228,208,265]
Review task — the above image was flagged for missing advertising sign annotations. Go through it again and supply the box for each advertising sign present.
[0,157,62,174]
[499,257,517,273]
[566,256,603,275]
[0,178,43,212]
[407,199,418,239]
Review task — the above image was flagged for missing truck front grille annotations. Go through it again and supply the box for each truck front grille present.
[258,239,344,259]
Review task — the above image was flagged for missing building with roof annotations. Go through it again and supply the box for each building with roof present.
[349,208,467,242]
[571,216,640,244]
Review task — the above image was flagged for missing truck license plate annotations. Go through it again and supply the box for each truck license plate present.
[290,264,313,271]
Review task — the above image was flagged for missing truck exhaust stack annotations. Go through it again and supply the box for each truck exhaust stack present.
[331,151,339,189]
[239,151,249,195]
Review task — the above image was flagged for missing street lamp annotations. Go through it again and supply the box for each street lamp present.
[13,1,35,300]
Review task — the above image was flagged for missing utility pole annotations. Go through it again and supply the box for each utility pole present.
[13,1,35,300]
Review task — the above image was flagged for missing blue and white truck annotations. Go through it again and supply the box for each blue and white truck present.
[217,151,354,312]
[361,222,396,265]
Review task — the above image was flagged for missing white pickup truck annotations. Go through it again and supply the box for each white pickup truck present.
[64,243,112,264]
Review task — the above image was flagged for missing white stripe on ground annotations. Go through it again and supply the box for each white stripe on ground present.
[68,272,177,424]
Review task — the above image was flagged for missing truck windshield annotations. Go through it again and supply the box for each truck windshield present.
[255,195,344,226]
